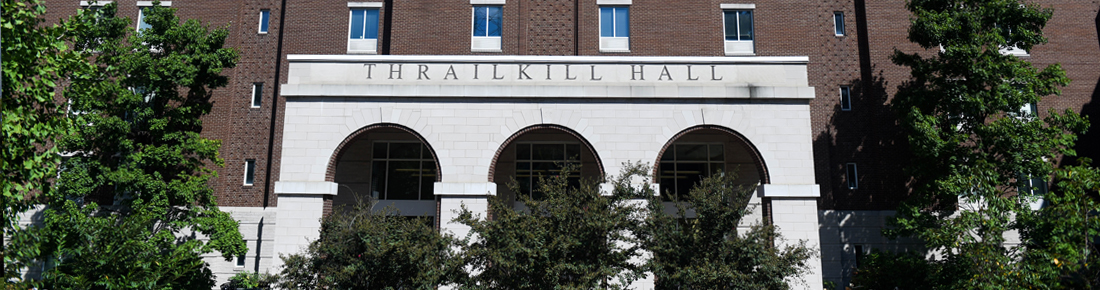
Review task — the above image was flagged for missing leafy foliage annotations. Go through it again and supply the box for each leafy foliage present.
[872,0,1100,289]
[1,0,79,239]
[455,163,647,290]
[5,2,246,288]
[277,202,465,290]
[222,271,277,290]
[639,171,812,290]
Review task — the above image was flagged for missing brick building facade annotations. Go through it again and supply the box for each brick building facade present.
[40,0,1100,289]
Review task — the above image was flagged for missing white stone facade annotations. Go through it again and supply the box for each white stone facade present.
[258,55,824,289]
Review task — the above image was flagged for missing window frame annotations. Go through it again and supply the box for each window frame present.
[346,2,382,54]
[845,163,858,189]
[369,141,436,201]
[721,5,755,55]
[244,159,256,186]
[258,9,270,34]
[833,11,846,36]
[470,5,504,52]
[598,6,630,52]
[251,82,263,108]
[658,143,726,199]
[513,142,583,199]
[135,1,171,31]
[840,86,852,111]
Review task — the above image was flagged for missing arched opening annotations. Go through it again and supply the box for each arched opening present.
[490,125,604,208]
[329,124,440,219]
[655,125,768,200]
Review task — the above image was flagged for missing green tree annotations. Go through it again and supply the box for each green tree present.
[455,163,646,290]
[5,2,247,288]
[876,0,1099,289]
[1,0,79,241]
[276,202,466,290]
[639,171,812,290]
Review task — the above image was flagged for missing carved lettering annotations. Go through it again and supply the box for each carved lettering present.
[444,65,458,80]
[418,64,430,80]
[518,64,532,80]
[590,65,602,81]
[473,64,479,80]
[364,64,376,79]
[389,64,402,79]
[686,65,699,80]
[546,65,552,80]
[492,64,505,80]
[658,66,673,81]
[565,65,577,80]
[710,65,723,81]
[631,65,644,80]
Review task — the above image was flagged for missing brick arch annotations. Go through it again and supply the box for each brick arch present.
[325,123,441,182]
[653,125,770,184]
[488,124,606,182]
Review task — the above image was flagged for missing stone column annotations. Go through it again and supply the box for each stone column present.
[434,182,496,238]
[760,184,823,290]
[270,181,338,272]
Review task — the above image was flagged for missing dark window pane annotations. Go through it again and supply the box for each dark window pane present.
[710,162,725,176]
[661,147,674,161]
[372,142,387,159]
[834,12,845,35]
[532,144,564,160]
[349,9,364,39]
[517,144,531,160]
[600,7,613,37]
[738,10,753,41]
[724,11,738,41]
[387,161,420,199]
[421,144,431,159]
[486,6,502,37]
[371,161,387,199]
[676,144,708,161]
[390,142,421,159]
[420,161,435,200]
[565,144,580,161]
[245,160,255,185]
[708,144,724,161]
[533,161,558,175]
[846,163,858,189]
[677,163,706,196]
[473,6,487,36]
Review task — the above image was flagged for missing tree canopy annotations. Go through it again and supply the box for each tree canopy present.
[4,1,246,288]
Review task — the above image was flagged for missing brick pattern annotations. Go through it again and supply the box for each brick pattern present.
[487,124,605,182]
[324,123,442,183]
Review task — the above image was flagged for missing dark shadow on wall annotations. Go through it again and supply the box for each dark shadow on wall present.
[816,69,912,211]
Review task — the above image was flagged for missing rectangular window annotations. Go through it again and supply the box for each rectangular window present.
[258,9,270,34]
[370,142,436,200]
[471,6,503,52]
[723,10,754,55]
[137,7,151,31]
[244,159,256,186]
[599,6,629,52]
[658,143,725,199]
[846,163,858,189]
[833,12,845,36]
[840,86,852,111]
[347,7,380,54]
[1017,173,1048,196]
[235,254,246,267]
[515,143,582,200]
[251,83,263,108]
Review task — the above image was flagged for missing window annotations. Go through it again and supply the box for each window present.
[370,142,436,200]
[840,86,852,111]
[846,163,858,189]
[244,159,256,186]
[723,9,754,55]
[514,143,581,199]
[347,3,381,54]
[833,12,845,36]
[599,6,629,52]
[136,7,152,31]
[471,6,503,52]
[251,83,263,108]
[258,9,270,34]
[1017,173,1048,195]
[235,254,246,267]
[1020,102,1037,117]
[997,23,1029,56]
[659,144,724,199]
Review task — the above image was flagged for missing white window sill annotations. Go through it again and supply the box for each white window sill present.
[472,48,503,53]
[724,40,754,55]
[258,32,268,35]
[599,48,631,53]
[600,37,629,52]
[1000,47,1029,57]
[471,36,502,52]
[348,38,379,54]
